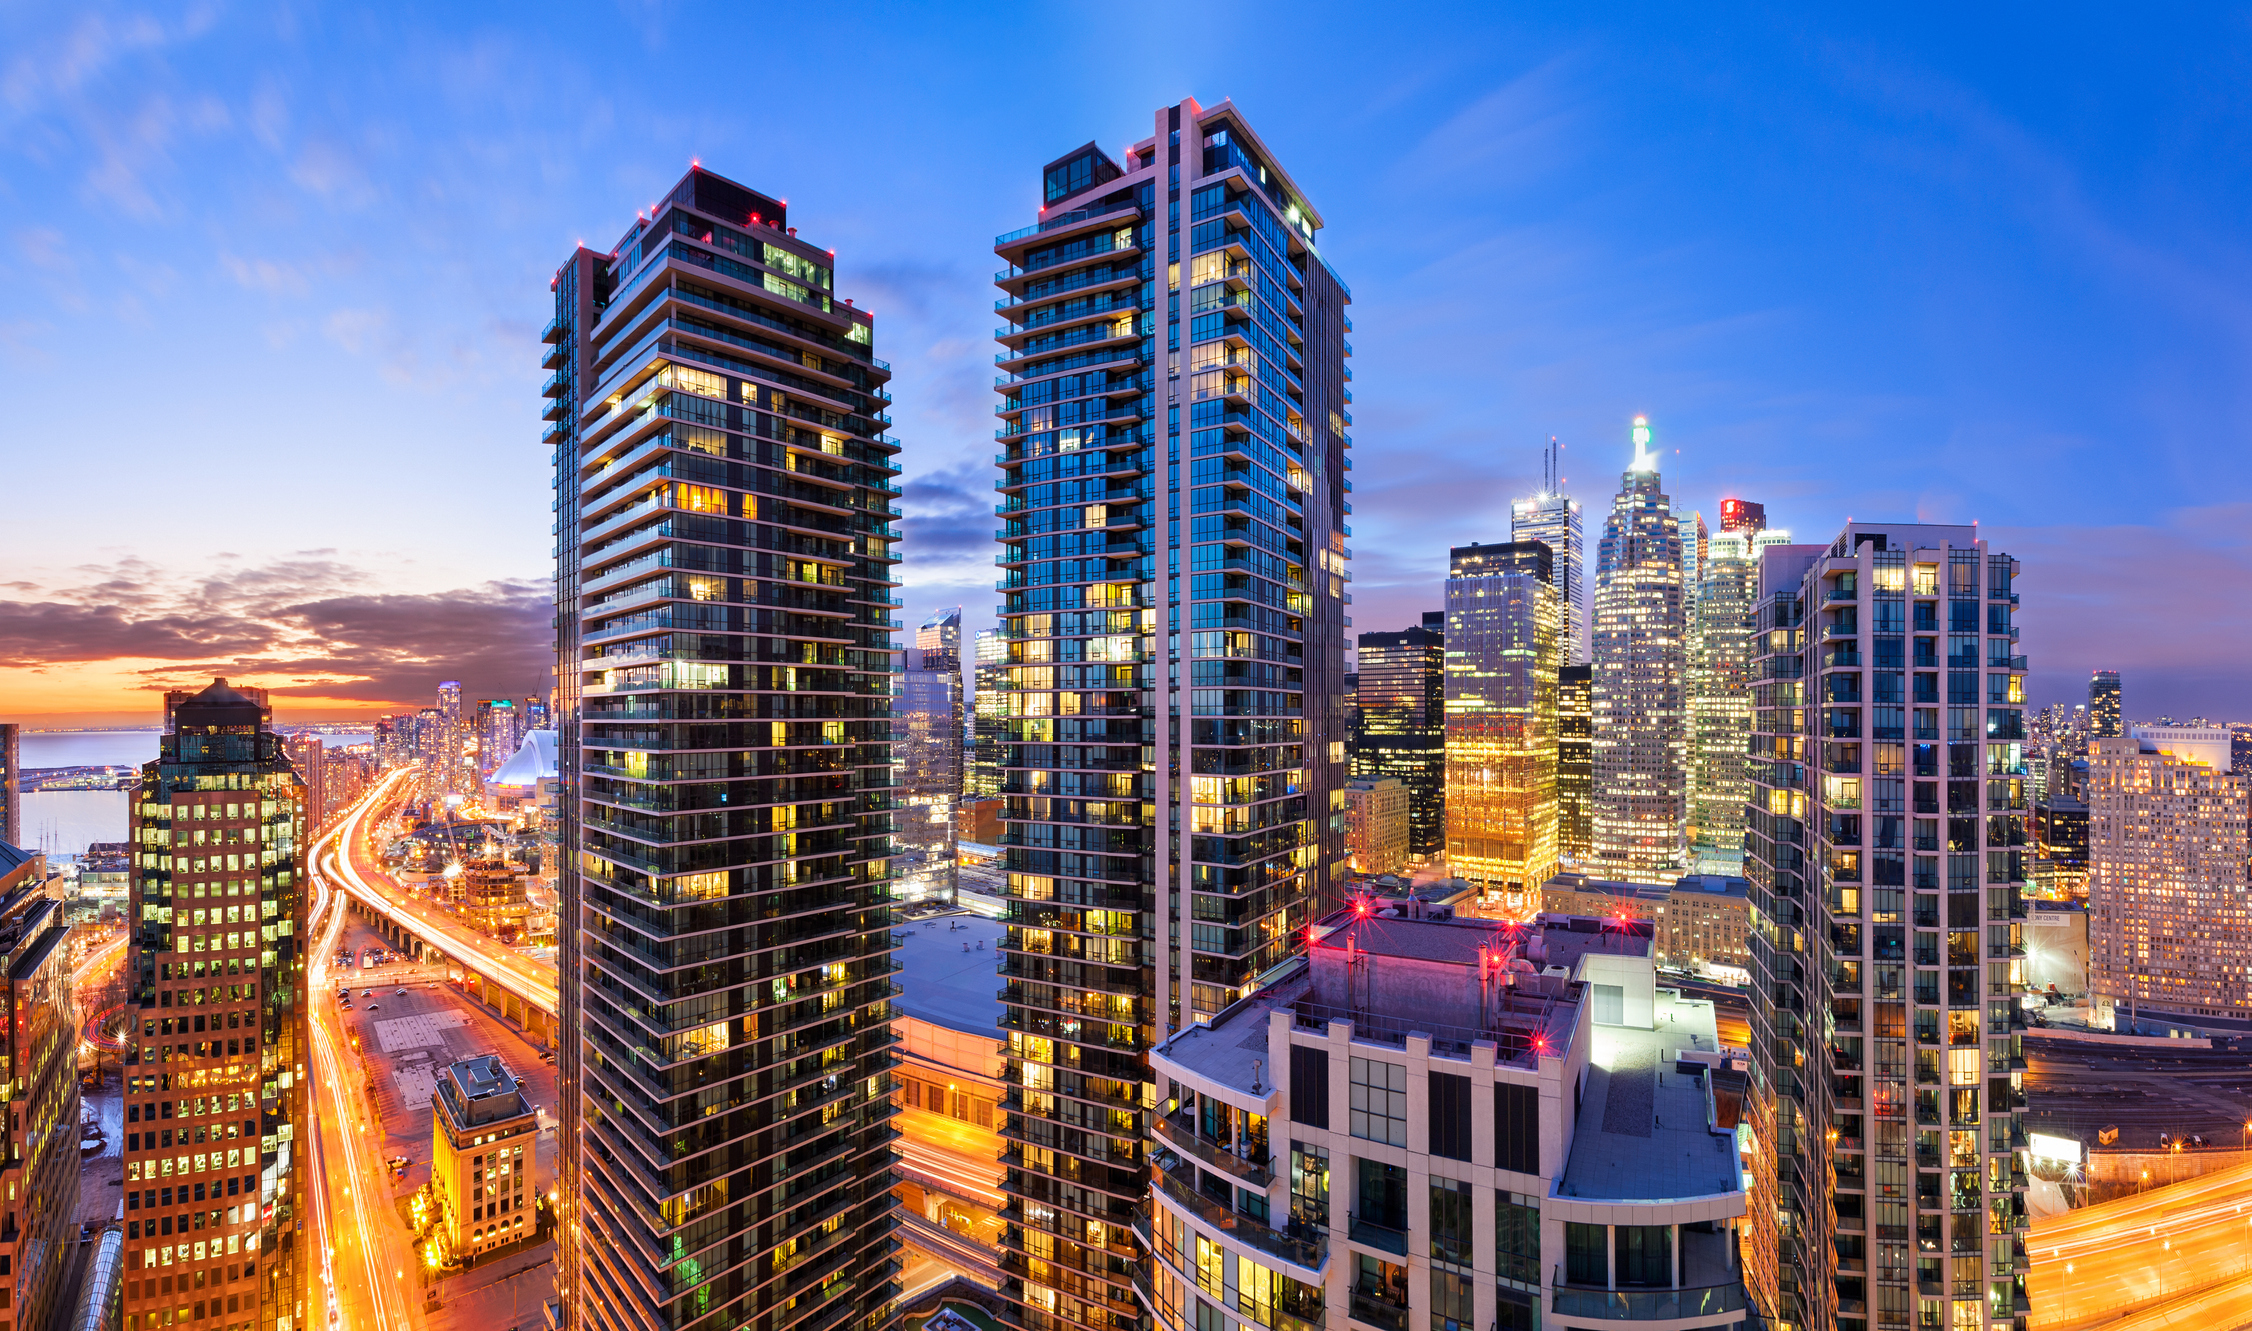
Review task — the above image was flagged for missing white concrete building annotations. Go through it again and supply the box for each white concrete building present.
[1143,904,1752,1331]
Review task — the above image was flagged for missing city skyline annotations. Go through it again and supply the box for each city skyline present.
[8,8,2252,723]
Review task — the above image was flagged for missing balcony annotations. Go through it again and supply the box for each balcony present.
[1347,1287,1407,1331]
[1346,1214,1407,1257]
[1550,1273,1750,1322]
[1153,1113,1272,1188]
[1151,1162,1323,1273]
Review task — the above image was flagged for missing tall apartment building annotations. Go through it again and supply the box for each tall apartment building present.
[1509,437,1586,665]
[1745,527,2031,1331]
[1441,542,1560,908]
[1689,520,1789,864]
[1144,906,1754,1331]
[968,628,1008,798]
[990,99,1352,1331]
[1556,665,1593,864]
[899,607,965,903]
[479,698,524,776]
[121,679,310,1331]
[2087,727,2247,1031]
[283,734,327,830]
[0,723,17,847]
[1590,418,1687,877]
[436,679,466,794]
[546,166,904,1331]
[2087,671,2122,739]
[1353,621,1445,860]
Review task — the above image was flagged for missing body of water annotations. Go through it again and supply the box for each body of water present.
[15,728,372,860]
[20,728,372,768]
[20,791,131,861]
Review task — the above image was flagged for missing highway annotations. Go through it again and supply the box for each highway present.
[307,796,424,1331]
[2028,1155,2252,1329]
[323,771,558,1016]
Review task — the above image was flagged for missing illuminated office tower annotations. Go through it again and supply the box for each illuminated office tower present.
[1353,619,1446,859]
[1510,437,1586,665]
[1720,498,1767,534]
[1442,541,1560,908]
[1590,417,1687,876]
[121,679,309,1331]
[546,166,904,1331]
[898,608,964,903]
[968,628,1007,797]
[2088,670,2122,739]
[0,841,78,1330]
[1687,519,1789,864]
[2087,726,2246,1030]
[991,98,1351,1331]
[1745,527,2031,1331]
[1556,664,1593,863]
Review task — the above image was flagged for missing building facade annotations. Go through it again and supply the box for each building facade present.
[0,724,17,848]
[2086,671,2121,740]
[1342,777,1409,876]
[1441,542,1560,909]
[2086,728,2247,1031]
[121,679,310,1331]
[1689,522,1789,865]
[1589,419,1687,878]
[1144,907,1752,1331]
[0,856,79,1331]
[430,1055,538,1264]
[1509,438,1586,666]
[546,166,904,1331]
[990,99,1352,1331]
[1353,623,1445,861]
[1745,527,2031,1331]
[898,608,965,904]
[1556,665,1592,866]
[1540,871,1753,973]
[968,629,1008,799]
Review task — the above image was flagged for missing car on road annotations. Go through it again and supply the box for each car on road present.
[395,988,407,996]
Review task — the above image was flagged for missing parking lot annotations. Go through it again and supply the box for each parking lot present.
[2026,1035,2252,1151]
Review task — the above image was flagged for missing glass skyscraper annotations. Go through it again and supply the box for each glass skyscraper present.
[1351,621,1445,859]
[899,607,964,903]
[1509,437,1586,666]
[990,98,1352,1331]
[546,166,904,1331]
[1590,417,1688,876]
[1441,541,1560,909]
[1688,516,1787,866]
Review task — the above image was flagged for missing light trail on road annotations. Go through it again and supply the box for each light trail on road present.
[307,799,420,1331]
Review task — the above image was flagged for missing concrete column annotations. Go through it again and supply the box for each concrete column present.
[1672,1222,1681,1290]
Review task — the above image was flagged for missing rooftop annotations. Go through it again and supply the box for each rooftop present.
[1557,992,1742,1203]
[435,1054,530,1129]
[893,913,1005,1037]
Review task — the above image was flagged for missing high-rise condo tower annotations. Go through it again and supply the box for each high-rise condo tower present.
[545,166,904,1331]
[1745,525,2031,1331]
[991,98,1352,1331]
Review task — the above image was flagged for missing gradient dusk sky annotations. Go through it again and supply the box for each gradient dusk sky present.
[4,4,2250,726]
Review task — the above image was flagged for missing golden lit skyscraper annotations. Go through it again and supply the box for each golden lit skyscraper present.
[1591,416,1687,876]
[1443,541,1560,908]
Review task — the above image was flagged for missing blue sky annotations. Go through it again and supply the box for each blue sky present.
[3,3,2250,721]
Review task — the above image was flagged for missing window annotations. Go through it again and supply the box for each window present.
[1290,1047,1328,1129]
[1495,1191,1539,1286]
[1289,1142,1329,1228]
[1348,1057,1406,1145]
[1565,1222,1607,1286]
[1494,1080,1540,1175]
[1428,1177,1471,1266]
[1428,1269,1472,1331]
[1236,1256,1274,1325]
[1591,983,1625,1026]
[1427,1071,1471,1162]
[1615,1225,1672,1286]
[1355,1157,1406,1231]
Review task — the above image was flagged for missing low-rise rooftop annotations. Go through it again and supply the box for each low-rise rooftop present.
[1557,992,1741,1203]
[893,913,1005,1036]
